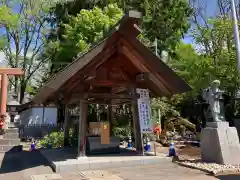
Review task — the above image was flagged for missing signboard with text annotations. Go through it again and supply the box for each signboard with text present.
[136,88,153,133]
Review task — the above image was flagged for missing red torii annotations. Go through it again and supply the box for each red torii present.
[0,68,24,116]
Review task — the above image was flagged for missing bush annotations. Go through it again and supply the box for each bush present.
[68,128,78,147]
[40,131,64,148]
[39,128,78,148]
[112,126,130,141]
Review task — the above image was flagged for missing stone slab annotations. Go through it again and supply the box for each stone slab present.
[6,128,18,133]
[0,139,20,145]
[3,133,19,139]
[30,174,62,180]
[206,121,229,129]
[40,149,171,173]
[79,170,123,180]
[201,123,240,165]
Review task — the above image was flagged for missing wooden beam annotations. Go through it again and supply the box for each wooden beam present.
[81,92,138,99]
[112,86,127,94]
[60,45,116,93]
[63,77,84,96]
[85,79,130,87]
[120,44,171,96]
[81,46,116,75]
[67,92,138,104]
[85,70,96,79]
[85,92,137,99]
[0,68,24,75]
[120,38,175,94]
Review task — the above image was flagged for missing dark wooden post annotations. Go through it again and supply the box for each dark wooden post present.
[107,101,113,135]
[131,86,144,155]
[77,98,88,158]
[64,104,69,147]
[107,88,113,136]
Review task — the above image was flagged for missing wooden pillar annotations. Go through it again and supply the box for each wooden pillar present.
[77,99,88,158]
[0,74,8,115]
[64,104,70,147]
[107,100,113,136]
[131,86,143,155]
[158,108,161,128]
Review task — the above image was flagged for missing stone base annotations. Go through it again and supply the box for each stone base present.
[201,121,240,165]
[40,148,171,173]
[76,156,88,160]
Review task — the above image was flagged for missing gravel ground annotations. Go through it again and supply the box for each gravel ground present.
[177,160,240,175]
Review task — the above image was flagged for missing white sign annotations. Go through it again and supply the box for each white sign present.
[136,88,153,133]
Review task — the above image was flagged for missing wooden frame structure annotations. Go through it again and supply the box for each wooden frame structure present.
[32,11,191,157]
[0,68,24,116]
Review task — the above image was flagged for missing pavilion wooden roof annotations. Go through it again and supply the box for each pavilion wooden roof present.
[32,11,191,105]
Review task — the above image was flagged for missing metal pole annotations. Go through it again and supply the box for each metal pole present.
[230,0,240,72]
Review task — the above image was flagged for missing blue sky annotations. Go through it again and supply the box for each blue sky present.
[183,0,219,45]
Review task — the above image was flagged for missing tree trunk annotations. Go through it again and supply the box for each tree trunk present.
[19,82,26,104]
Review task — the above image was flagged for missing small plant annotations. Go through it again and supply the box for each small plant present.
[68,128,78,147]
[39,128,78,148]
[40,131,64,148]
[112,126,131,142]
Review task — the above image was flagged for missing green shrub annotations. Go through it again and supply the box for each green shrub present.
[68,128,78,147]
[40,131,64,148]
[39,128,79,148]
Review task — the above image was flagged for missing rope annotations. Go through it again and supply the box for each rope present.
[73,99,132,106]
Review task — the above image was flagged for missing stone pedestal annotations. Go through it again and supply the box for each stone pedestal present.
[201,121,240,165]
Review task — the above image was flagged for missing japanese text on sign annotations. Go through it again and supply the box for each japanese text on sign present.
[136,88,153,133]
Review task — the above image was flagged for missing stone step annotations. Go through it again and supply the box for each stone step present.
[7,123,17,128]
[3,133,19,139]
[0,145,22,153]
[0,139,20,146]
[6,128,18,134]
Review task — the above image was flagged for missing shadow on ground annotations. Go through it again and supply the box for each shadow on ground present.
[216,174,240,180]
[0,148,151,174]
[0,150,51,174]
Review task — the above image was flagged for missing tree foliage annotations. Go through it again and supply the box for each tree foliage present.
[0,0,65,103]
[191,17,240,96]
[169,42,213,95]
[44,0,192,72]
[45,3,123,73]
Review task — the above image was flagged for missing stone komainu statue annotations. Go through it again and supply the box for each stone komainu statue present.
[201,80,225,122]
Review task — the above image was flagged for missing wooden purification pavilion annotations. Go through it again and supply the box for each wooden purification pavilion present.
[33,11,191,159]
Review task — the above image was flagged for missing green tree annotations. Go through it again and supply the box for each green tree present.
[169,42,214,95]
[46,0,192,65]
[46,3,123,73]
[191,17,240,96]
[0,0,62,103]
[166,16,240,121]
[0,5,19,49]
